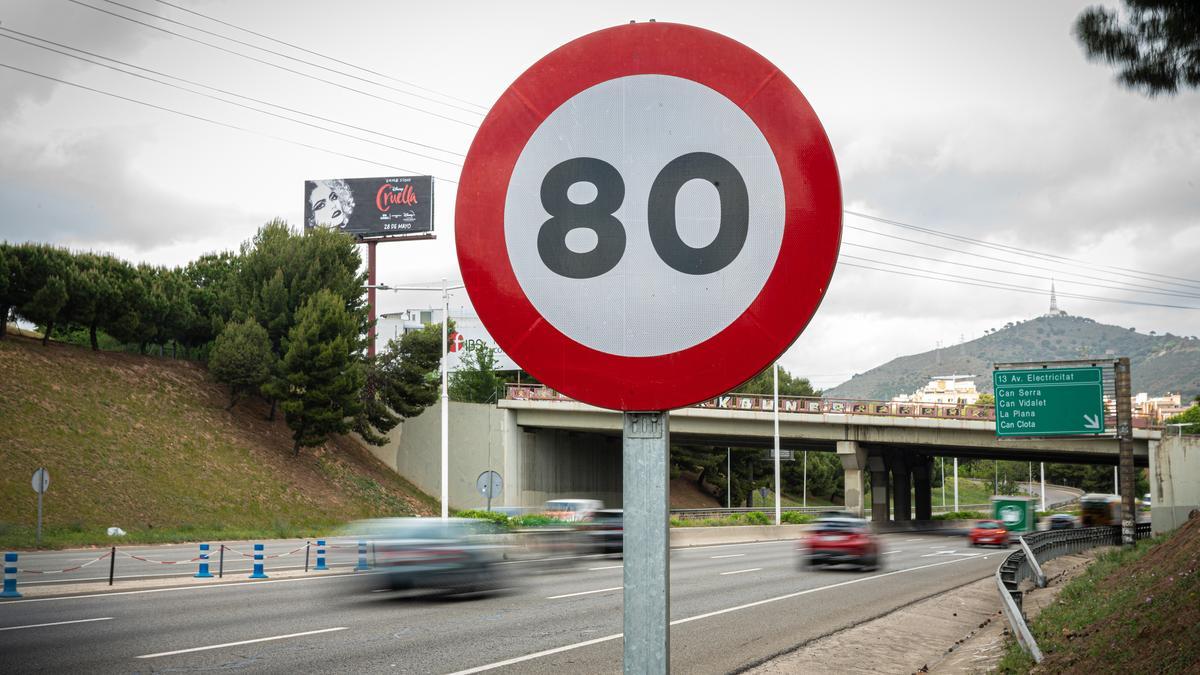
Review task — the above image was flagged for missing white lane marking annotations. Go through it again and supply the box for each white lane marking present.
[587,565,623,571]
[903,538,923,542]
[921,550,982,558]
[450,555,988,674]
[17,563,354,586]
[882,551,901,555]
[136,627,348,659]
[719,568,762,576]
[546,586,622,600]
[0,571,352,604]
[709,554,745,559]
[0,617,113,631]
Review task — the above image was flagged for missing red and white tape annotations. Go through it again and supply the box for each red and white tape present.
[19,547,112,571]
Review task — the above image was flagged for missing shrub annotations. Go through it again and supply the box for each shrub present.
[455,509,510,527]
[511,514,563,528]
[743,511,770,525]
[781,512,815,525]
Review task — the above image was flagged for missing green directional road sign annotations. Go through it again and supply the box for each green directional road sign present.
[993,366,1105,437]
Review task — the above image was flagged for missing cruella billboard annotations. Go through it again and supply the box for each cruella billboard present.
[304,175,434,238]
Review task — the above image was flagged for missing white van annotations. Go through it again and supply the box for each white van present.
[543,499,604,522]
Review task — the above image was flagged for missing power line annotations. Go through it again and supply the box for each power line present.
[64,0,480,129]
[0,60,459,184]
[845,209,1200,289]
[0,27,464,158]
[98,0,485,118]
[148,0,490,113]
[841,241,1200,300]
[839,258,1199,310]
[0,30,466,169]
[844,224,1196,297]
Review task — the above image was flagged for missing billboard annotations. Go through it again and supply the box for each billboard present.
[304,175,434,238]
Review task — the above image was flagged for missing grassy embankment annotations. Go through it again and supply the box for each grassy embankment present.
[997,515,1200,673]
[0,335,437,549]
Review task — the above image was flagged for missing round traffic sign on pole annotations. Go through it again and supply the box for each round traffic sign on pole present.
[32,468,49,494]
[457,22,841,411]
[476,470,503,499]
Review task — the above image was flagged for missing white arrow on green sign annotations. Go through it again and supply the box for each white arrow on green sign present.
[993,366,1106,437]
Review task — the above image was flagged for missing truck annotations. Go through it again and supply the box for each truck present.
[1079,493,1122,526]
[991,495,1036,539]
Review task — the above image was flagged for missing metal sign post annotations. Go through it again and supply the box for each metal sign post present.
[623,412,670,674]
[31,468,49,547]
[1115,357,1135,546]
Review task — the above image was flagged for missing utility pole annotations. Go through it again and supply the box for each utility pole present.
[367,280,464,520]
[773,362,781,526]
[953,457,959,511]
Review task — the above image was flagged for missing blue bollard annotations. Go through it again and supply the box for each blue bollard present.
[194,543,213,578]
[355,540,369,571]
[248,543,268,579]
[1,553,20,598]
[314,540,328,571]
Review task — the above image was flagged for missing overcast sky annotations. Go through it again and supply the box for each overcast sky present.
[1,0,1197,390]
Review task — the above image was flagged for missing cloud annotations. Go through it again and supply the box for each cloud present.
[0,126,251,252]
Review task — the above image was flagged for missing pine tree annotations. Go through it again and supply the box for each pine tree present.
[273,289,365,455]
[208,317,273,410]
[1075,1,1200,96]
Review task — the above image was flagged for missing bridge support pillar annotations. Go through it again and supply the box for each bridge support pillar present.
[837,441,866,517]
[889,449,911,521]
[868,450,889,524]
[913,455,933,521]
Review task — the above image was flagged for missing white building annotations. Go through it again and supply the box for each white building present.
[893,375,982,405]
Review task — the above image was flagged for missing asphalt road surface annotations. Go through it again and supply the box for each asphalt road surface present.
[0,532,1004,674]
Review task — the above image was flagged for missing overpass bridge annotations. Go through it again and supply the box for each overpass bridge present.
[500,385,1159,524]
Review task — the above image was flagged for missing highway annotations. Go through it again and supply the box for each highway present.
[0,532,1004,673]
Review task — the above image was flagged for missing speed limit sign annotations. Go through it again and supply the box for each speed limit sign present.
[457,22,841,411]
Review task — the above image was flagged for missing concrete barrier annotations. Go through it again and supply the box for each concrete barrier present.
[669,524,811,548]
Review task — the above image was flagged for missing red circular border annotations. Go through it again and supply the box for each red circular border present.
[456,22,841,411]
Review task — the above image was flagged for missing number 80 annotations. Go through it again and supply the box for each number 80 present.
[537,152,750,279]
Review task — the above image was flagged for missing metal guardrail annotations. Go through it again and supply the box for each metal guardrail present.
[670,506,845,520]
[504,384,1163,427]
[996,522,1152,662]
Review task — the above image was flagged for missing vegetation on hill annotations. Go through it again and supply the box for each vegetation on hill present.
[999,513,1200,673]
[824,314,1200,401]
[1,222,447,459]
[0,335,436,549]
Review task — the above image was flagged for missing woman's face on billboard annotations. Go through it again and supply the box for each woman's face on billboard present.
[309,183,349,228]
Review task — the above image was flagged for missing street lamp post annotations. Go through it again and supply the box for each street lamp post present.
[367,280,465,520]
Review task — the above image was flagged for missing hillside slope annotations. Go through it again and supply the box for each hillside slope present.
[824,315,1200,400]
[0,335,435,548]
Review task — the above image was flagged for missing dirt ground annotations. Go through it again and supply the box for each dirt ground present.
[746,551,1101,675]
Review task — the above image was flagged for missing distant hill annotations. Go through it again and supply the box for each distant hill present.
[0,335,436,548]
[824,314,1200,401]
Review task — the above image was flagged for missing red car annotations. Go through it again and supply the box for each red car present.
[969,520,1010,548]
[798,517,882,571]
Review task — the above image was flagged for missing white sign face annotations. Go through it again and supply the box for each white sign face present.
[32,468,49,494]
[504,74,786,358]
